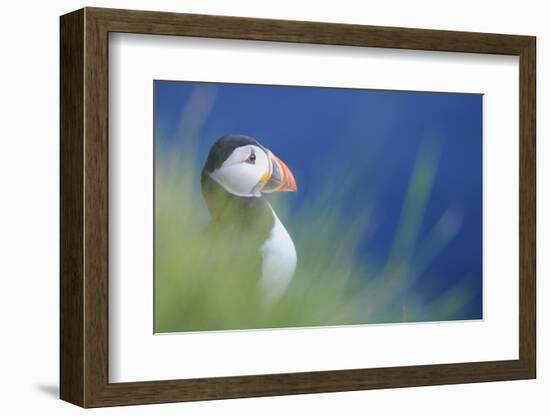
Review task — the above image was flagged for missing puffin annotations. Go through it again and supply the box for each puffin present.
[201,134,298,304]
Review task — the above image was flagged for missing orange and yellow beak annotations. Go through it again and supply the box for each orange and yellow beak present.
[261,152,297,193]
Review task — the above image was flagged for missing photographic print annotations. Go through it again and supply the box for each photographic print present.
[154,80,482,333]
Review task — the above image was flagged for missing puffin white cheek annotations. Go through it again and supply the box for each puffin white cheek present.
[211,164,264,197]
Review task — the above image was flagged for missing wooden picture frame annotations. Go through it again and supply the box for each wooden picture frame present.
[60,7,536,408]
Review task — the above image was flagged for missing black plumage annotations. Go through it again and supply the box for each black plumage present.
[200,135,275,303]
[201,134,274,241]
[203,134,260,173]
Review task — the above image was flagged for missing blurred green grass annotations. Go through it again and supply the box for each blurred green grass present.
[154,139,476,333]
[154,85,478,333]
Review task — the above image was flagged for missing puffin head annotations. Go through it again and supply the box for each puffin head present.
[202,134,297,197]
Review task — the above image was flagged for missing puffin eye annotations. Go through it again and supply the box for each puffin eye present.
[246,152,256,164]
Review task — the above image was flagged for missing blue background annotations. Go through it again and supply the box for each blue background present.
[154,80,483,319]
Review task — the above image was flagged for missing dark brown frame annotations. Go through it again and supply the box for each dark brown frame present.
[60,7,536,408]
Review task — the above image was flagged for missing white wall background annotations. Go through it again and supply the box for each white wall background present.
[0,0,545,414]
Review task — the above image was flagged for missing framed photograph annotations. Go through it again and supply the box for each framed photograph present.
[60,7,536,407]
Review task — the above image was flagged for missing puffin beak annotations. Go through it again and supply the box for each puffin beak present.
[262,152,297,193]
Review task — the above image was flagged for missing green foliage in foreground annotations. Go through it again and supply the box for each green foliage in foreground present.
[154,142,477,334]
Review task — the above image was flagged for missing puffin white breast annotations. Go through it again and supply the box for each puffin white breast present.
[259,204,297,304]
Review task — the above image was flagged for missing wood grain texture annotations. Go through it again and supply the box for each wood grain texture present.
[59,7,537,408]
[83,10,110,406]
[88,7,532,54]
[59,8,84,407]
[518,38,536,375]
